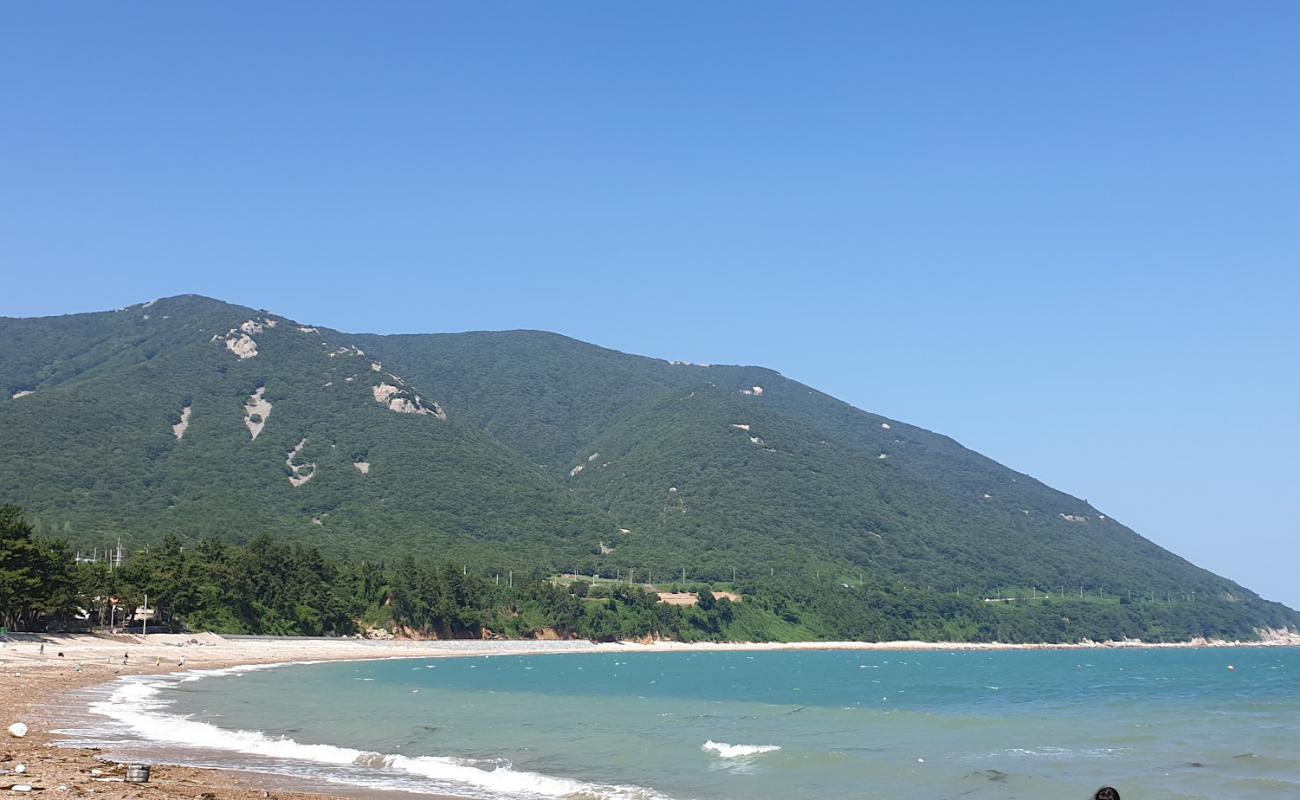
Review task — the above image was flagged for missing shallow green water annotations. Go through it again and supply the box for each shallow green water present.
[94,648,1300,799]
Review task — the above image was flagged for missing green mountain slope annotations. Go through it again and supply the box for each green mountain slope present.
[356,331,1252,601]
[0,296,615,567]
[1,295,1293,629]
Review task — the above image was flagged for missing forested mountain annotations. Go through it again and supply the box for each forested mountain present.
[0,296,611,569]
[1,295,1292,628]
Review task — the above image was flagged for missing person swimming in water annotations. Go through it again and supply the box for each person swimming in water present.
[1092,788,1120,800]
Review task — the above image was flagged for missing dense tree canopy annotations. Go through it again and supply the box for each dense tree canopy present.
[2,505,1294,643]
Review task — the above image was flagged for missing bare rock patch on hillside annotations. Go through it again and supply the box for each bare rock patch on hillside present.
[286,438,317,487]
[244,387,272,440]
[225,334,258,360]
[172,404,192,440]
[372,382,447,419]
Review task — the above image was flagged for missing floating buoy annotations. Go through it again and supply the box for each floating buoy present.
[1227,665,1235,671]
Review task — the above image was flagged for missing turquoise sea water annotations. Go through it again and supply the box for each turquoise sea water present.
[80,648,1300,799]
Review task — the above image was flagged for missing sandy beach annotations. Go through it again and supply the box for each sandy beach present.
[3,630,1297,800]
[0,633,628,800]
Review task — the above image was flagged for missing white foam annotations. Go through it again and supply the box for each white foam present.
[89,673,674,800]
[701,740,781,758]
[383,754,664,798]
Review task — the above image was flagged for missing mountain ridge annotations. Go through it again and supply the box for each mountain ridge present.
[1,294,1293,624]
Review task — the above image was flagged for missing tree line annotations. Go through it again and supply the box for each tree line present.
[2,504,1294,643]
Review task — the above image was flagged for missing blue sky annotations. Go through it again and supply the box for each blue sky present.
[3,3,1298,606]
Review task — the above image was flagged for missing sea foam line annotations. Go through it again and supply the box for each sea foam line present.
[701,740,782,758]
[89,674,674,800]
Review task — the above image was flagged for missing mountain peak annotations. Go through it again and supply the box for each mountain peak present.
[2,297,1294,634]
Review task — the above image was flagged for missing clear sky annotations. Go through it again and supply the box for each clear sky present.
[3,3,1297,606]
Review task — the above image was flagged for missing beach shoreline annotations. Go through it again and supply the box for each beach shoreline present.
[4,631,1298,800]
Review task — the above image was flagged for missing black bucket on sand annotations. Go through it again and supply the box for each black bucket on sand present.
[125,764,151,783]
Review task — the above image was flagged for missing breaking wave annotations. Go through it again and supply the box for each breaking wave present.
[701,741,782,758]
[89,673,672,800]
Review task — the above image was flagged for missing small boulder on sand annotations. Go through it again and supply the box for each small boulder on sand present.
[8,722,28,738]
